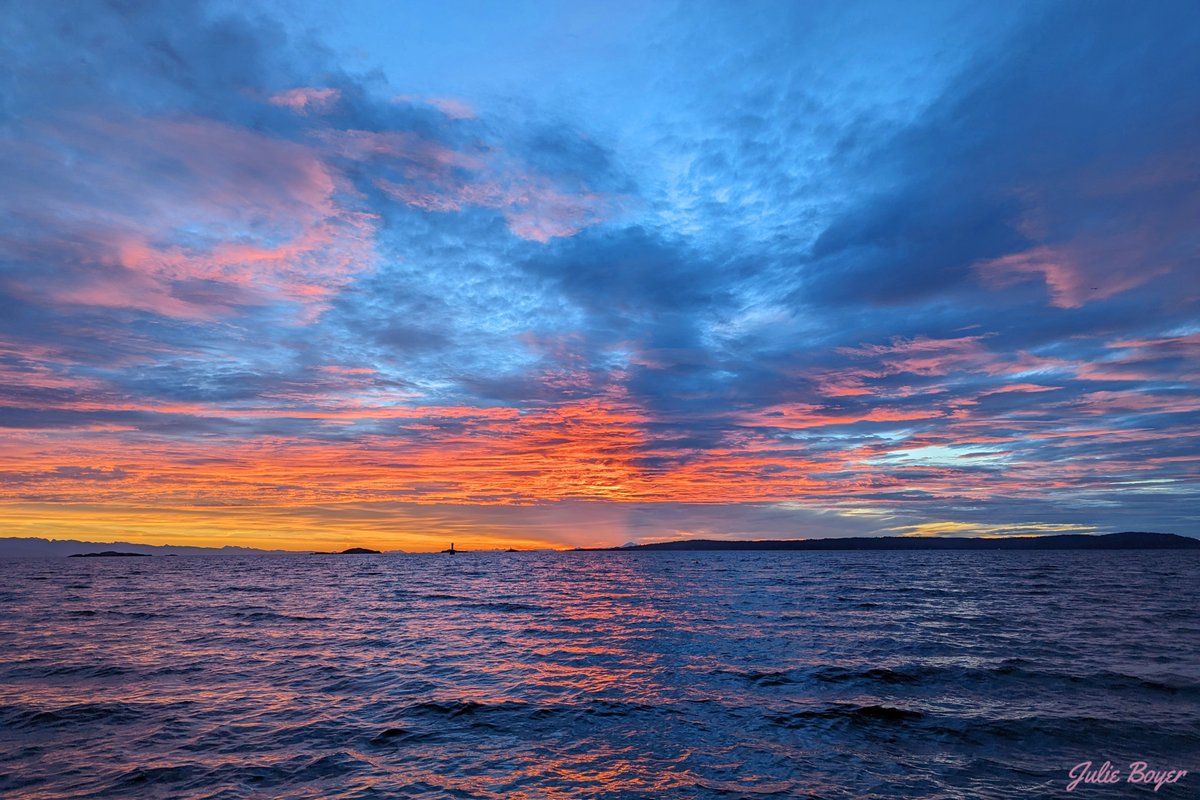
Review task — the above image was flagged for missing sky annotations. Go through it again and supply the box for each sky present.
[1,0,1198,551]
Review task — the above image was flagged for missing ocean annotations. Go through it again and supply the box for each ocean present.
[1,551,1197,798]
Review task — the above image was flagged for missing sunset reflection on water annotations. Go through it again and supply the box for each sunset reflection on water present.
[2,551,1199,798]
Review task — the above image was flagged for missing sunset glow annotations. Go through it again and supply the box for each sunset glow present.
[2,0,1197,550]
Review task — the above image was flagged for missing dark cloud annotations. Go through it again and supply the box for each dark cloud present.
[801,0,1200,310]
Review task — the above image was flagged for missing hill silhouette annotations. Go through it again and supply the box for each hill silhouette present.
[590,532,1198,552]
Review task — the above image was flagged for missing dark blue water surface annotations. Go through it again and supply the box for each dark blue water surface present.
[1,551,1198,798]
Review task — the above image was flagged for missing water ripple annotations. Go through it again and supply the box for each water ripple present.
[1,551,1198,798]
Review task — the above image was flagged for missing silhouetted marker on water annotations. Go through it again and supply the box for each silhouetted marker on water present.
[441,542,458,554]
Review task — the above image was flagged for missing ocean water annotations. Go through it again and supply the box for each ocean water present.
[1,551,1198,799]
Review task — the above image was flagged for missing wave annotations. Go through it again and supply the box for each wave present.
[767,703,925,727]
[717,661,1200,697]
[2,701,159,730]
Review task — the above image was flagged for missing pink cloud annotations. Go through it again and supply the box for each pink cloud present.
[1108,332,1200,352]
[977,383,1060,396]
[4,105,617,328]
[374,165,613,243]
[269,87,341,113]
[1069,333,1200,382]
[977,241,1170,309]
[839,335,991,377]
[321,129,483,171]
[980,350,1073,377]
[322,128,616,241]
[503,188,612,243]
[811,372,873,397]
[394,94,477,120]
[3,115,377,319]
[1071,391,1200,415]
[738,402,938,430]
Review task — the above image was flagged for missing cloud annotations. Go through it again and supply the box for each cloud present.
[394,94,477,120]
[270,86,341,113]
[1,111,376,319]
[0,0,1197,547]
[800,0,1200,311]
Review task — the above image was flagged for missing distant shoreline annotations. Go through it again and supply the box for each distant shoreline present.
[67,551,152,558]
[582,532,1199,552]
[2,531,1197,558]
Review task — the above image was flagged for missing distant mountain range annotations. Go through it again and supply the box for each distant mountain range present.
[593,532,1199,551]
[0,537,292,558]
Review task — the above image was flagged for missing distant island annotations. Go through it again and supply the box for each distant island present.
[311,547,382,555]
[590,532,1199,552]
[68,551,152,558]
